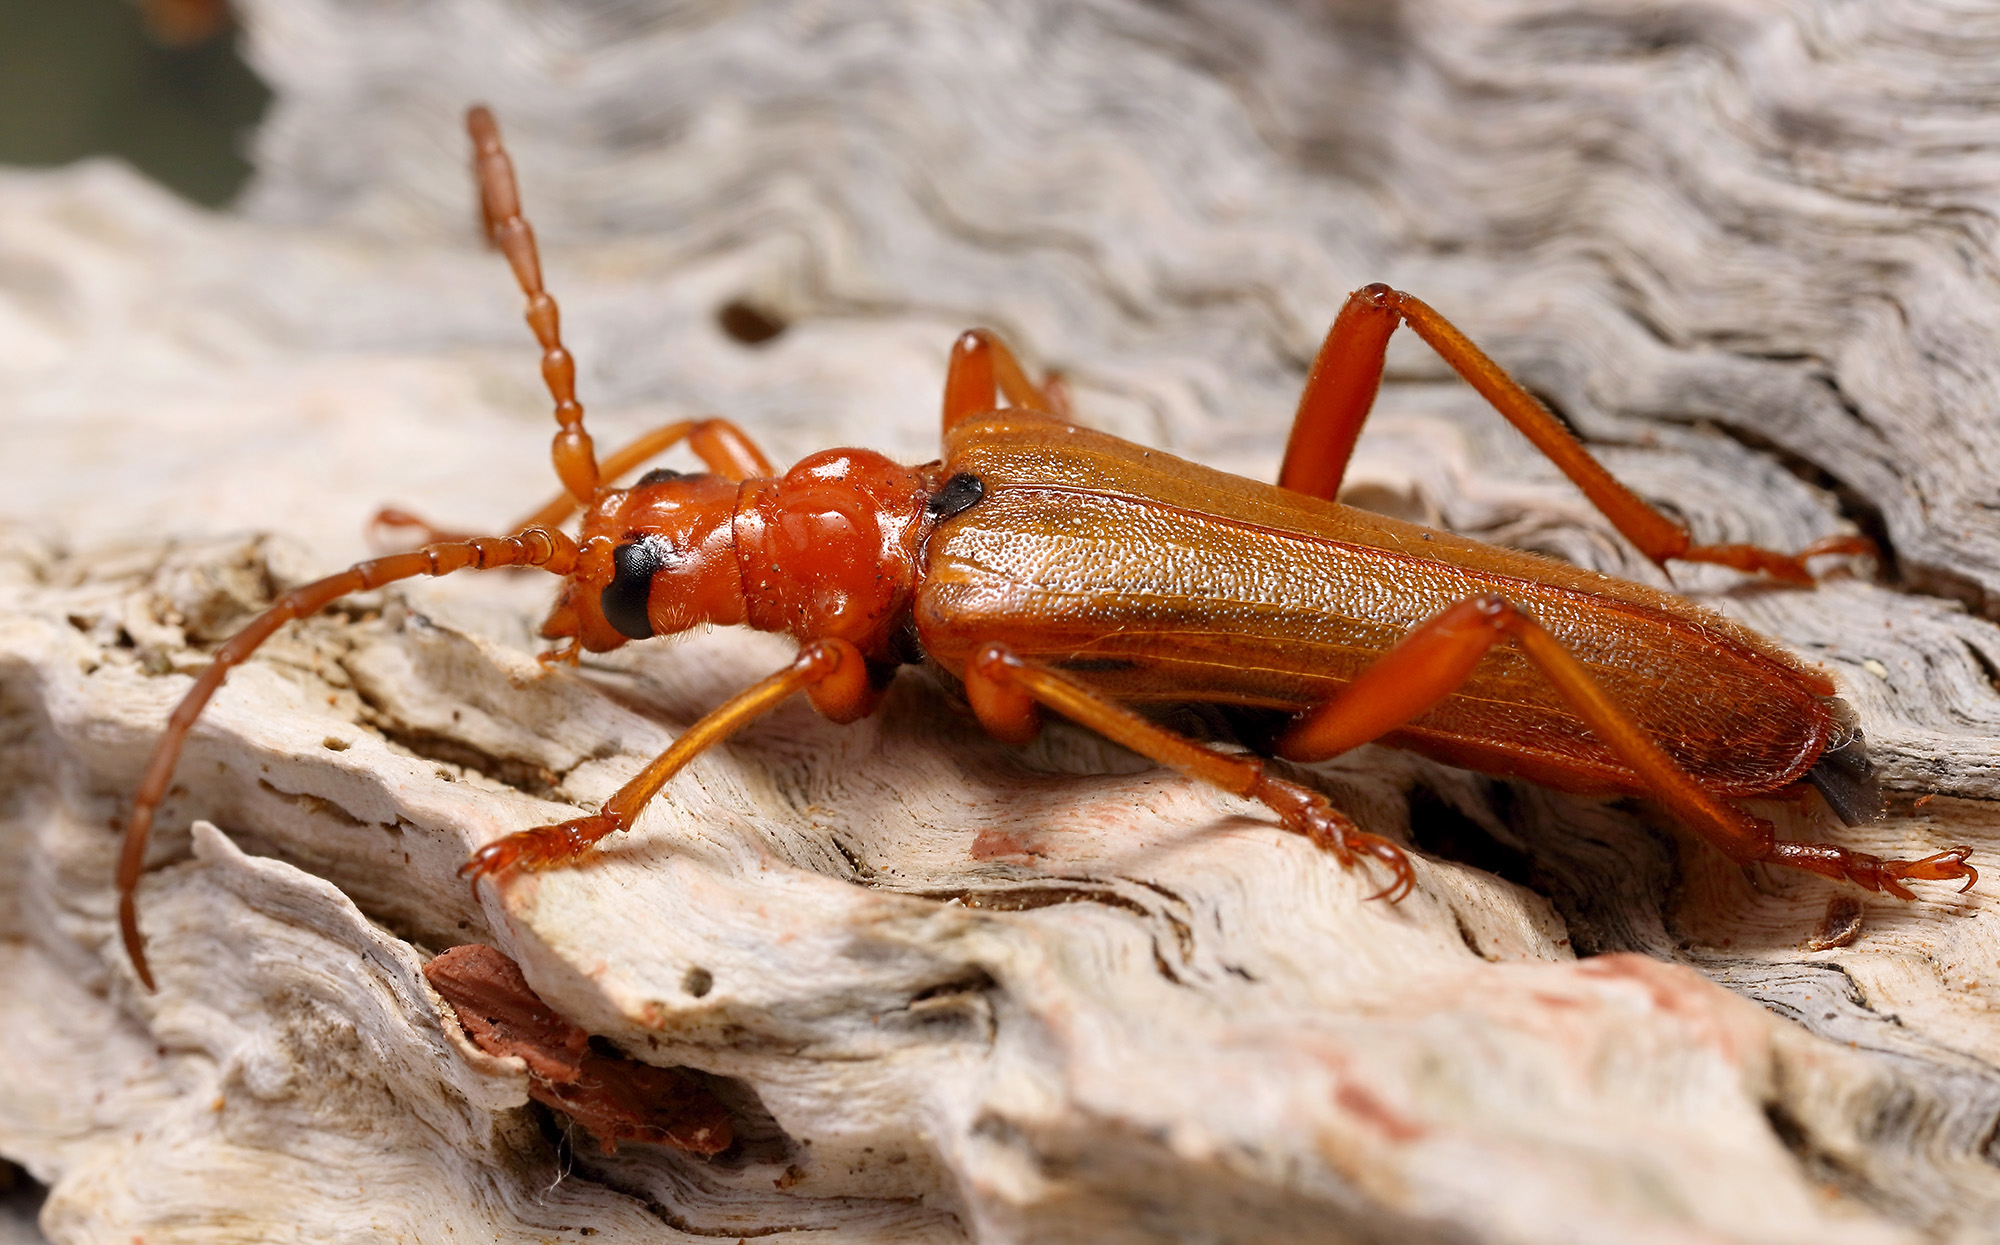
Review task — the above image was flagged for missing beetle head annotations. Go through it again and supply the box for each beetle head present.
[539,469,748,653]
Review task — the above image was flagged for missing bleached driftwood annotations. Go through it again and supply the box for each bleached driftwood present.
[5,0,2000,1241]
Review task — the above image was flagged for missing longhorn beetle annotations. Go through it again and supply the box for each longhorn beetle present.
[117,106,1975,989]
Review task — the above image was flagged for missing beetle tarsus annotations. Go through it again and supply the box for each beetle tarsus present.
[1674,540,1878,586]
[1874,845,1977,896]
[1263,781,1414,903]
[1357,836,1418,903]
[461,810,622,880]
[536,639,583,667]
[1764,841,1976,899]
[1681,533,1878,586]
[461,645,859,885]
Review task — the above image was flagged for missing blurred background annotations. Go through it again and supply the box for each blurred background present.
[0,10,262,1241]
[0,0,265,207]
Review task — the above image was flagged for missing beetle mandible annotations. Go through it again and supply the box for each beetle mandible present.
[116,106,1975,989]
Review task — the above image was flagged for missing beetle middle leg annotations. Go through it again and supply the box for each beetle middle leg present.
[1276,595,1975,899]
[1277,284,1873,584]
[942,328,1071,432]
[962,643,1415,901]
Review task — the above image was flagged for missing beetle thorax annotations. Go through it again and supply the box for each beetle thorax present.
[732,448,932,657]
[540,450,932,657]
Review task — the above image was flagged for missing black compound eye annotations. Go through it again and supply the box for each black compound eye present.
[634,467,688,488]
[601,536,671,640]
[926,472,984,521]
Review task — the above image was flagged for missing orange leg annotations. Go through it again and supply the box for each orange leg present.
[368,507,480,549]
[516,417,774,529]
[373,417,777,547]
[942,329,1070,433]
[118,528,582,990]
[1278,284,1874,584]
[459,637,881,880]
[963,644,1414,901]
[469,106,599,506]
[1275,595,1974,898]
[511,416,773,529]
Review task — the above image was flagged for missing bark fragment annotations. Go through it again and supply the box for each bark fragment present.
[426,944,732,1155]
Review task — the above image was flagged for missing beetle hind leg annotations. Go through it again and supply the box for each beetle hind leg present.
[1768,843,1976,900]
[1276,592,1973,901]
[1278,283,1873,584]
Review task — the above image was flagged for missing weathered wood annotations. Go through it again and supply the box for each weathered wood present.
[4,1,2000,1241]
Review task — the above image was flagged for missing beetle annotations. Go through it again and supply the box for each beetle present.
[116,106,1975,990]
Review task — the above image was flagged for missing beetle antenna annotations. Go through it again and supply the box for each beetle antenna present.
[467,105,600,507]
[118,529,579,991]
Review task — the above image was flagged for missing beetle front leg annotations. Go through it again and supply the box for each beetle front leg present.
[461,637,877,879]
[964,644,1414,900]
[1278,284,1872,584]
[1277,594,1975,898]
[376,417,780,549]
[507,416,777,530]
